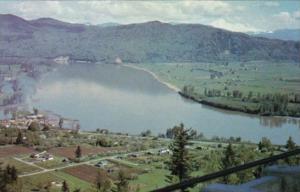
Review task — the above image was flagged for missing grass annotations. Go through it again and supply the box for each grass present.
[21,171,96,192]
[0,157,42,174]
[35,156,68,169]
[130,168,170,191]
[137,61,300,95]
[135,61,300,116]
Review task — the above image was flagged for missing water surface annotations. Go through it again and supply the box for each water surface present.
[30,63,300,144]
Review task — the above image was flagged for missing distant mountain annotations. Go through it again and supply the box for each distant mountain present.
[97,22,120,27]
[0,14,299,63]
[250,29,300,41]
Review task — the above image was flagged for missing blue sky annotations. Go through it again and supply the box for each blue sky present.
[0,1,299,32]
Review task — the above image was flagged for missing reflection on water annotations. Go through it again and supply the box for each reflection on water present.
[3,63,300,144]
[260,116,300,128]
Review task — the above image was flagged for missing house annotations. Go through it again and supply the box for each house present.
[62,158,70,163]
[158,149,171,155]
[30,151,53,161]
[95,160,108,168]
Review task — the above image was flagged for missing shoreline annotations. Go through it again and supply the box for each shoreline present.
[123,64,300,119]
[123,64,181,92]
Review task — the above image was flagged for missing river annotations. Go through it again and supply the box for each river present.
[14,63,300,144]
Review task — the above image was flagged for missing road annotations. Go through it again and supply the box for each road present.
[17,147,160,177]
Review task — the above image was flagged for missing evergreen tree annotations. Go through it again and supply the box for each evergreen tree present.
[10,166,17,181]
[15,131,23,145]
[286,136,296,151]
[59,118,64,129]
[258,137,272,152]
[75,146,82,159]
[285,137,297,165]
[0,165,19,192]
[221,143,236,184]
[28,121,39,131]
[62,180,69,192]
[116,169,129,192]
[166,123,192,192]
[95,170,111,192]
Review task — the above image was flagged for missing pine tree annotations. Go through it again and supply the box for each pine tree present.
[221,143,236,184]
[62,180,69,192]
[59,118,64,129]
[95,170,111,192]
[10,166,17,181]
[75,146,82,159]
[116,169,129,192]
[15,131,23,145]
[166,123,192,192]
[285,137,297,165]
[286,136,296,151]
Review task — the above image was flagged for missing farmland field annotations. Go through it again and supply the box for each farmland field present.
[136,61,300,95]
[63,164,102,184]
[49,146,126,159]
[0,145,35,158]
[135,61,300,116]
[0,157,42,174]
[21,171,95,192]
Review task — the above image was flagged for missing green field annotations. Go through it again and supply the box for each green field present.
[21,171,96,192]
[136,61,300,116]
[0,157,42,174]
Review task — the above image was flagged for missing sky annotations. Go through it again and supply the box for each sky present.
[0,1,300,32]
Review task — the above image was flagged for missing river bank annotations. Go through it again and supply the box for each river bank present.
[123,64,181,92]
[126,63,300,118]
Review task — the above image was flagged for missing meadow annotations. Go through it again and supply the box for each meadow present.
[136,61,300,116]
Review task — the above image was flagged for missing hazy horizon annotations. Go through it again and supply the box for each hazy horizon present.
[0,1,300,33]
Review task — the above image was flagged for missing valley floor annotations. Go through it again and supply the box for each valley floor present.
[0,129,278,192]
[131,61,300,117]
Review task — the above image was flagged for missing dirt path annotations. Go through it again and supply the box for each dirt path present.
[18,148,160,177]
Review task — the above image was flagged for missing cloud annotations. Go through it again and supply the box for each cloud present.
[0,1,299,32]
[293,10,300,19]
[0,1,241,24]
[272,11,300,29]
[210,18,261,32]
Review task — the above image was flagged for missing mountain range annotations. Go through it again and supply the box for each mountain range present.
[0,14,299,63]
[249,29,300,41]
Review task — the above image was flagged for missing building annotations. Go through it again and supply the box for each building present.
[30,151,54,161]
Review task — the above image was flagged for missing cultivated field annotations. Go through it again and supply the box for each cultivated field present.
[0,145,35,158]
[49,146,126,159]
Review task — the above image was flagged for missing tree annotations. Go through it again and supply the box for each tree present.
[221,143,237,184]
[285,137,297,165]
[28,121,40,131]
[15,131,23,145]
[286,136,296,151]
[116,169,129,192]
[140,130,152,137]
[59,118,64,129]
[61,180,69,192]
[95,170,112,192]
[33,108,39,115]
[258,137,272,152]
[42,124,51,131]
[166,123,192,192]
[75,146,82,159]
[0,165,20,192]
